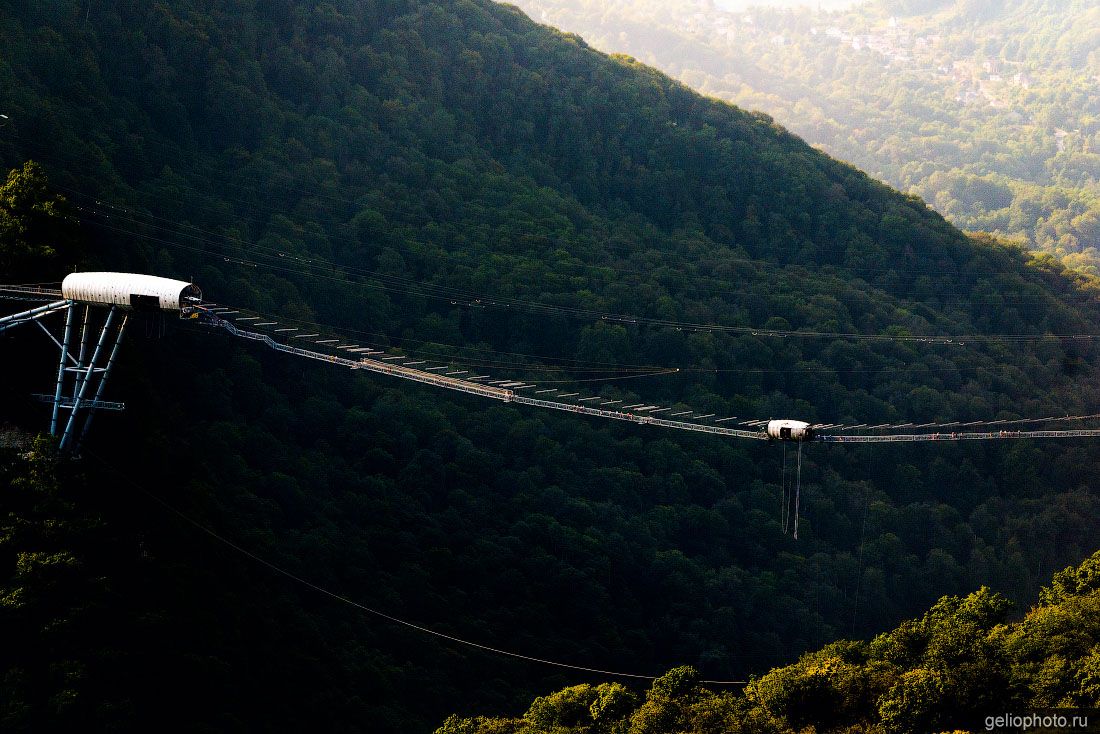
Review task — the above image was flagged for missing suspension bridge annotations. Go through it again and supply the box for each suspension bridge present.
[5,269,1100,546]
[6,273,1100,451]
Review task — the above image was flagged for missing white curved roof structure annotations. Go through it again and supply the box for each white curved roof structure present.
[766,419,813,441]
[61,272,201,311]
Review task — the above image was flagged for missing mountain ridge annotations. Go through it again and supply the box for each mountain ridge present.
[508,0,1100,269]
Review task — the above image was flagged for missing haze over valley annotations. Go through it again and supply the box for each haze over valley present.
[511,0,1100,271]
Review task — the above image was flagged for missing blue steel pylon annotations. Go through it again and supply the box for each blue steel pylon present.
[0,298,127,453]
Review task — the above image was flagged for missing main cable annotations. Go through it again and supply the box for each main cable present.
[85,450,748,686]
[71,191,1080,307]
[74,213,1100,345]
[195,301,1100,433]
[18,132,1090,296]
[60,188,1100,345]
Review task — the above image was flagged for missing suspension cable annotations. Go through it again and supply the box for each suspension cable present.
[86,451,748,685]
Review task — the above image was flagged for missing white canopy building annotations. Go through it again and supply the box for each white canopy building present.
[61,272,202,312]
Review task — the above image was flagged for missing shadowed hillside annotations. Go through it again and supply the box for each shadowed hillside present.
[437,550,1100,733]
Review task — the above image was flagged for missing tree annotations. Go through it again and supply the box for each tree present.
[0,161,77,280]
[1040,551,1100,606]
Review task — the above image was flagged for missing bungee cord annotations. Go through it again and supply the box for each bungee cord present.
[793,440,803,540]
[780,443,789,533]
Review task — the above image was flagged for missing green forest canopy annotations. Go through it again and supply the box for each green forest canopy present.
[437,550,1100,733]
[508,0,1100,271]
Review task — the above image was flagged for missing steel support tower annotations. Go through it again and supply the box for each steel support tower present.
[0,295,127,452]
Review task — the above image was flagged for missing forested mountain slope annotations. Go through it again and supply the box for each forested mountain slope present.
[438,550,1100,733]
[1,1,1100,731]
[509,0,1100,271]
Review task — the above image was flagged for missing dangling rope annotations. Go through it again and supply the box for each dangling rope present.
[793,439,803,540]
[851,488,869,634]
[780,442,789,533]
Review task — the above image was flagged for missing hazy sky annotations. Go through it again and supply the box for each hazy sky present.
[713,0,862,9]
